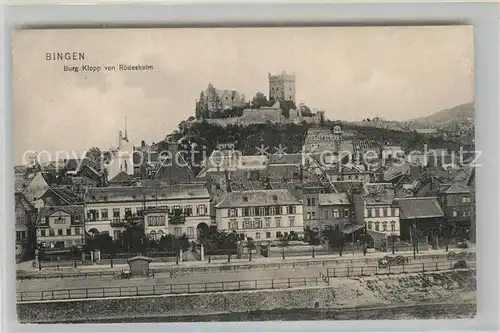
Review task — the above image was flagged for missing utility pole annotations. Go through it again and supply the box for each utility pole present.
[363,225,367,256]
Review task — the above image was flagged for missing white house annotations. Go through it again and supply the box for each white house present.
[214,189,304,242]
[84,183,211,240]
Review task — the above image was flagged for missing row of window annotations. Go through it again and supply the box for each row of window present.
[228,205,297,217]
[228,216,297,230]
[365,207,399,218]
[16,231,27,242]
[86,204,208,221]
[147,216,166,227]
[367,221,396,232]
[461,197,472,203]
[147,227,196,239]
[306,209,351,220]
[452,209,471,217]
[39,227,81,237]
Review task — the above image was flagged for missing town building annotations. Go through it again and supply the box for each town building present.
[84,183,211,241]
[352,183,401,248]
[214,189,304,242]
[437,182,473,238]
[395,197,444,243]
[268,70,296,103]
[105,124,135,181]
[36,205,85,249]
[15,193,37,261]
[317,192,353,230]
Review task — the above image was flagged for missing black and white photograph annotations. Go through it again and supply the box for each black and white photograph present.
[12,26,476,323]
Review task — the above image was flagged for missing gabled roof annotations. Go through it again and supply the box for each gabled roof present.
[109,171,137,185]
[41,187,84,205]
[15,192,36,212]
[318,193,351,206]
[440,183,471,194]
[396,197,444,219]
[215,189,301,208]
[86,182,210,203]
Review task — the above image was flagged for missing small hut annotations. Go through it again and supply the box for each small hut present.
[127,256,153,277]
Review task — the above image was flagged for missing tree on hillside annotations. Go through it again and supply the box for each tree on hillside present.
[251,92,270,109]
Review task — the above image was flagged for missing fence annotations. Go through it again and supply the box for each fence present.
[325,260,476,278]
[17,276,326,302]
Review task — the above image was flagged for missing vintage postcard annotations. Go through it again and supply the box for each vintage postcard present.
[13,26,476,323]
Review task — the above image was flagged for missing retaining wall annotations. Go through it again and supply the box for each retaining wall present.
[17,269,476,323]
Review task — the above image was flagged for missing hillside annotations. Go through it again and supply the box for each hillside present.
[409,102,474,127]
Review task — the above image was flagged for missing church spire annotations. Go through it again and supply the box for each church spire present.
[124,112,128,141]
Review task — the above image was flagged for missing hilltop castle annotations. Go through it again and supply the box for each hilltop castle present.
[268,70,296,104]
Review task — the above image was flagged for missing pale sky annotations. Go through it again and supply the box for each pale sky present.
[12,26,473,164]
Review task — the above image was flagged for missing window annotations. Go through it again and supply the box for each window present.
[311,212,316,219]
[375,222,380,231]
[74,228,80,236]
[344,209,350,218]
[229,220,238,230]
[258,207,266,216]
[333,209,340,218]
[307,198,316,206]
[276,231,283,238]
[197,204,207,216]
[87,209,99,221]
[49,229,55,236]
[57,229,63,236]
[256,232,261,239]
[288,217,295,227]
[243,219,251,229]
[243,208,250,217]
[253,219,263,229]
[184,205,193,216]
[228,208,238,217]
[174,227,182,237]
[66,228,72,236]
[266,232,271,238]
[187,227,194,238]
[249,208,255,216]
[288,206,296,214]
[383,222,388,231]
[390,221,396,231]
[265,218,271,228]
[136,208,144,217]
[462,196,471,203]
[371,208,376,217]
[125,208,132,217]
[275,217,281,228]
[40,229,46,237]
[306,212,311,220]
[101,209,108,219]
[367,222,373,230]
[275,206,282,215]
[113,209,120,219]
[383,208,388,217]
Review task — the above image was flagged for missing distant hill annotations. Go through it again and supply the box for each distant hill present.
[409,102,474,127]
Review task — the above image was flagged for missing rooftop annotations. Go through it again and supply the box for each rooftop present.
[215,189,301,208]
[85,183,210,203]
[318,193,351,206]
[395,197,444,219]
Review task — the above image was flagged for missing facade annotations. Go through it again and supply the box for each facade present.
[84,183,211,241]
[352,183,401,248]
[268,71,296,103]
[437,182,473,237]
[36,206,85,249]
[396,197,444,242]
[301,183,328,230]
[143,208,169,240]
[317,192,353,230]
[214,189,304,242]
[15,193,37,261]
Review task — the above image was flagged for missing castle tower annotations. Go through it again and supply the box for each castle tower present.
[268,70,295,103]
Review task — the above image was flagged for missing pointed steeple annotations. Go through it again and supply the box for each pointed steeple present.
[124,112,128,141]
